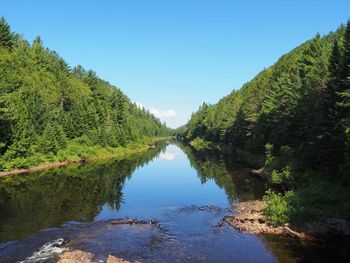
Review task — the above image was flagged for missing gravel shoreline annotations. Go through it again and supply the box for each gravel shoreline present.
[223,200,350,238]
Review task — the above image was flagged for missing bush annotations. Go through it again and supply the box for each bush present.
[264,178,350,224]
[270,165,295,187]
[264,144,297,189]
[263,190,296,224]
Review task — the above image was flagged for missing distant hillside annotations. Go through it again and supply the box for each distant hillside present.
[181,21,350,223]
[0,17,171,171]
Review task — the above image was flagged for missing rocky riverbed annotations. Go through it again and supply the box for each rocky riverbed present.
[223,200,350,238]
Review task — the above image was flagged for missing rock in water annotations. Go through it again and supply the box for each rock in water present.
[58,250,94,263]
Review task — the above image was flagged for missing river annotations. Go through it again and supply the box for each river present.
[0,142,348,262]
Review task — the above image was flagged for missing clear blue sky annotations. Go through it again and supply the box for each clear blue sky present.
[2,0,350,128]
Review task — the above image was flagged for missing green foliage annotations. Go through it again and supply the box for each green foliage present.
[40,123,59,154]
[0,17,15,49]
[264,179,350,224]
[190,137,210,150]
[263,190,295,224]
[0,17,171,170]
[182,22,349,176]
[181,21,350,224]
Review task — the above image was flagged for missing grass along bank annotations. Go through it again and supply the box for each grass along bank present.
[0,136,169,177]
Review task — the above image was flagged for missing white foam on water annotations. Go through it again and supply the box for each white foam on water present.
[18,238,66,263]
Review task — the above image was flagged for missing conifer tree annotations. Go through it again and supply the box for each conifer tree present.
[0,17,14,49]
[6,120,37,158]
[337,21,350,174]
[325,39,342,120]
[41,123,59,154]
[53,122,67,149]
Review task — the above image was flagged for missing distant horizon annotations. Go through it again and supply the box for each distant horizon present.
[2,0,350,128]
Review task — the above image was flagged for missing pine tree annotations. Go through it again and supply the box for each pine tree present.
[53,122,67,149]
[337,21,350,174]
[5,119,37,158]
[325,39,342,120]
[0,17,14,49]
[116,92,126,126]
[41,123,59,154]
[340,20,350,91]
[335,21,350,129]
[312,39,343,170]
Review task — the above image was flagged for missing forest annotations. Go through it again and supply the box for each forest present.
[180,21,350,224]
[0,17,171,171]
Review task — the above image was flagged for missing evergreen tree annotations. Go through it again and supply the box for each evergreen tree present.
[311,39,344,171]
[0,17,14,49]
[325,39,342,122]
[53,122,67,149]
[41,123,59,154]
[6,120,37,158]
[340,20,350,91]
[337,21,350,174]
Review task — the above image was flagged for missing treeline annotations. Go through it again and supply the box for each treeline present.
[0,17,171,170]
[180,21,350,223]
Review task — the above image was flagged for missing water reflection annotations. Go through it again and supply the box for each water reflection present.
[178,143,265,203]
[0,142,167,242]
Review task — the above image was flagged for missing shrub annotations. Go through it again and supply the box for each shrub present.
[263,190,296,224]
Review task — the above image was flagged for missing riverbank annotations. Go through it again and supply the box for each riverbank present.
[0,137,169,178]
[183,138,350,237]
[224,200,350,238]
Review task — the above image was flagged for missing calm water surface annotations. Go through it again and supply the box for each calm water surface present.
[0,143,348,262]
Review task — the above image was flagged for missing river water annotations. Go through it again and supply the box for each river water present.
[0,142,348,262]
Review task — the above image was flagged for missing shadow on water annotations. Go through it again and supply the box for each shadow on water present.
[0,142,349,262]
[259,234,350,263]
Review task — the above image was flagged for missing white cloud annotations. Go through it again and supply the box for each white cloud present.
[159,152,176,160]
[149,108,176,119]
[134,101,176,121]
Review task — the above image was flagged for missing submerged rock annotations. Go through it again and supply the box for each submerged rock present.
[57,250,94,263]
[111,218,159,227]
[57,250,139,263]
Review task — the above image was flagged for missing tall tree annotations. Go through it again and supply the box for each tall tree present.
[337,21,350,174]
[0,17,14,49]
